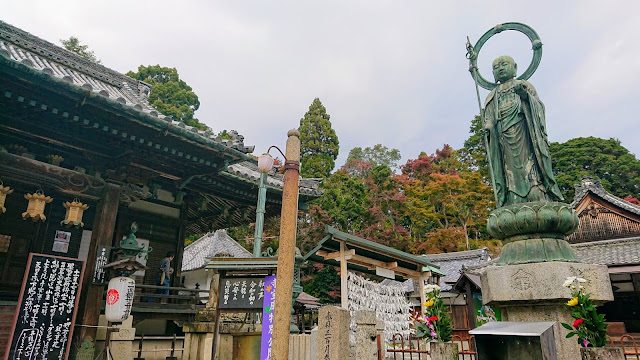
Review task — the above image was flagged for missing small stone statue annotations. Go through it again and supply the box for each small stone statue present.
[483,55,563,208]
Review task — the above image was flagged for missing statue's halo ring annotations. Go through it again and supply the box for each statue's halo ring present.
[472,22,543,90]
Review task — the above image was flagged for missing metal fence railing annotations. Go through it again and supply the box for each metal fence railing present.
[378,334,477,360]
[132,334,185,360]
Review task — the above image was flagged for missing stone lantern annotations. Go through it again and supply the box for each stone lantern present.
[22,190,52,221]
[61,199,89,227]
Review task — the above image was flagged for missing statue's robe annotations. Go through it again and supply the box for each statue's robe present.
[484,79,563,207]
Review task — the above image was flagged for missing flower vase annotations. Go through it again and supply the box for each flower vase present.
[430,342,458,360]
[580,347,624,360]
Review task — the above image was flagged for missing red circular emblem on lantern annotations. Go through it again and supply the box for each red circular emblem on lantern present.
[106,288,120,305]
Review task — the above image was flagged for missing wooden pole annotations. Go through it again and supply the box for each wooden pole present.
[271,129,301,360]
[340,240,348,309]
[75,183,120,343]
[211,271,224,360]
[419,272,427,316]
[465,279,476,329]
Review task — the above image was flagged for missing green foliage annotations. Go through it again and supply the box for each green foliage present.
[60,36,101,63]
[561,277,609,347]
[302,264,341,304]
[184,234,202,247]
[412,285,453,342]
[345,144,401,174]
[313,171,367,233]
[460,115,489,179]
[550,137,640,202]
[298,98,340,178]
[217,130,233,140]
[126,65,208,131]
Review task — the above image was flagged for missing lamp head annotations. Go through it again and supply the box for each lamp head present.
[257,153,275,173]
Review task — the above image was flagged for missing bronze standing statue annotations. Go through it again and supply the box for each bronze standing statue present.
[466,23,580,264]
[483,55,563,207]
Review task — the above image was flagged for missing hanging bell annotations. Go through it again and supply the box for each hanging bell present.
[0,181,13,214]
[61,198,89,227]
[22,189,52,222]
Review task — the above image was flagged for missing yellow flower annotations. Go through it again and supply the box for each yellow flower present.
[424,300,434,308]
[567,297,579,307]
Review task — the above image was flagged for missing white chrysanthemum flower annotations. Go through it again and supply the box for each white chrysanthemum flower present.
[425,284,440,293]
[563,276,577,288]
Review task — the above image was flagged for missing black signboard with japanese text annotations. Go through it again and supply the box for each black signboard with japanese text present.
[218,276,267,310]
[92,245,110,285]
[4,253,85,360]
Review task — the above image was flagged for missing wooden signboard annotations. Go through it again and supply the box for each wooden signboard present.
[91,245,110,285]
[218,276,266,310]
[4,253,85,360]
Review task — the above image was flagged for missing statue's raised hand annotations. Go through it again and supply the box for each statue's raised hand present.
[515,82,529,99]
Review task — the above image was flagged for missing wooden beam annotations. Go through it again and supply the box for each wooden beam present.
[316,250,328,258]
[325,249,355,260]
[348,254,420,278]
[0,152,106,200]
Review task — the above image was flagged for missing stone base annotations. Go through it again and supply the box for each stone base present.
[182,322,217,360]
[481,262,614,360]
[580,347,624,360]
[430,342,458,360]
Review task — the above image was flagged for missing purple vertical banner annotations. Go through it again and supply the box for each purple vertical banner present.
[260,274,277,360]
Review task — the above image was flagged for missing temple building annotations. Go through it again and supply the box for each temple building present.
[0,20,321,356]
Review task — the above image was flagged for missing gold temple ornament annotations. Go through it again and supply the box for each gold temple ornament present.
[22,190,53,222]
[0,182,13,214]
[61,199,89,227]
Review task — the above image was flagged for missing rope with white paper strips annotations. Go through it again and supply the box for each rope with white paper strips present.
[346,272,412,343]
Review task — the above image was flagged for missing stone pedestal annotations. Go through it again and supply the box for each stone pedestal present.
[481,262,614,360]
[354,311,377,359]
[109,317,136,360]
[316,306,350,360]
[430,342,459,360]
[182,322,216,360]
[580,347,624,360]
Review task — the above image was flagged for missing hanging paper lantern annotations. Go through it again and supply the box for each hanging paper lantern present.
[105,276,136,322]
[22,190,52,222]
[0,182,13,214]
[61,199,89,227]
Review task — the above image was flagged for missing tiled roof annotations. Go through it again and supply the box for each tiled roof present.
[571,177,640,216]
[0,20,254,154]
[572,237,640,266]
[422,248,491,291]
[181,230,252,272]
[225,161,323,196]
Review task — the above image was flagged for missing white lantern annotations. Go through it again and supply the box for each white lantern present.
[257,153,275,173]
[105,276,136,322]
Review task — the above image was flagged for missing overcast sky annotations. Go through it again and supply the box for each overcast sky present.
[3,1,639,169]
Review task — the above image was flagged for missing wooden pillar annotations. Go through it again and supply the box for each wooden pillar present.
[173,201,188,282]
[340,240,348,309]
[75,183,121,341]
[418,273,427,316]
[465,279,476,329]
[271,129,301,360]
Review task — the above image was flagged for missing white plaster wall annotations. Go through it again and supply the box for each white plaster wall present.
[182,269,211,302]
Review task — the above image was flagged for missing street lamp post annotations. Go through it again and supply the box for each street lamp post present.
[254,154,274,258]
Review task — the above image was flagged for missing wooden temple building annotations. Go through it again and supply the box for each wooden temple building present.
[0,20,321,355]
